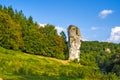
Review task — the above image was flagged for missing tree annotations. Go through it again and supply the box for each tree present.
[60,31,67,43]
[60,31,68,59]
[28,16,33,26]
[0,5,2,10]
[42,24,65,59]
[3,6,7,13]
[0,11,23,50]
[8,6,14,18]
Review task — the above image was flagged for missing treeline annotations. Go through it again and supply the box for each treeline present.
[81,41,120,76]
[0,5,68,59]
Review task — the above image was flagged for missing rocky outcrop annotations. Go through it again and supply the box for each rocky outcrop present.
[68,25,82,62]
[105,48,111,53]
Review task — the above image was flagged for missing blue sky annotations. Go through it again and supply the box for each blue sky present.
[0,0,120,43]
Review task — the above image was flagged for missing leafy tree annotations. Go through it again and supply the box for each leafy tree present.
[42,24,65,59]
[28,16,33,25]
[60,31,68,59]
[0,11,23,50]
[3,6,7,13]
[0,5,2,10]
[112,64,120,76]
[7,6,14,18]
[60,31,67,43]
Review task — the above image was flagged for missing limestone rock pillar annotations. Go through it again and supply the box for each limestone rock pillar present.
[68,25,82,62]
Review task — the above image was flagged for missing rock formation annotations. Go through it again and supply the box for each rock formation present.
[105,48,111,53]
[68,25,82,62]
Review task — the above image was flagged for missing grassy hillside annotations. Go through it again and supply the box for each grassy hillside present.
[0,46,119,80]
[0,5,120,80]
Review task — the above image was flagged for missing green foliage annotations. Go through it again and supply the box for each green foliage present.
[0,47,119,80]
[106,53,120,76]
[60,31,68,59]
[0,5,120,79]
[112,65,120,76]
[81,41,120,78]
[71,58,80,64]
[0,5,66,59]
[0,11,23,50]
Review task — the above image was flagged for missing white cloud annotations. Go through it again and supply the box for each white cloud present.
[55,26,68,41]
[99,9,113,19]
[39,23,66,32]
[82,38,88,41]
[91,26,98,30]
[38,23,67,36]
[39,23,46,27]
[107,26,120,43]
[55,26,66,34]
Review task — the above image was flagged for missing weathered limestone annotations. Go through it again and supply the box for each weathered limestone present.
[105,48,111,53]
[68,25,82,62]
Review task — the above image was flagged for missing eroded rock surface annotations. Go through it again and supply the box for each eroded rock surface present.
[68,25,82,61]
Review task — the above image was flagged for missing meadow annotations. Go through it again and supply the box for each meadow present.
[0,46,118,80]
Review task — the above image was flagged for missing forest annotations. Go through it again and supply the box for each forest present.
[0,5,120,80]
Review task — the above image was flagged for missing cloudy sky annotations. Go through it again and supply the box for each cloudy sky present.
[1,0,120,43]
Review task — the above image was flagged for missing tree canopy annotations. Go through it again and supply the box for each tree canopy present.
[0,5,66,59]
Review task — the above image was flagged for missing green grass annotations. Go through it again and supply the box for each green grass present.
[0,46,119,80]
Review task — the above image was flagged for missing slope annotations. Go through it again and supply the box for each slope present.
[0,46,118,80]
